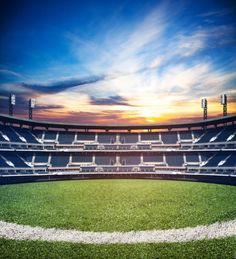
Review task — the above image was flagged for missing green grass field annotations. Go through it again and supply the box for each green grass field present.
[0,179,236,258]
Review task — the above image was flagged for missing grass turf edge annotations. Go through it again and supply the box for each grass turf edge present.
[0,237,236,259]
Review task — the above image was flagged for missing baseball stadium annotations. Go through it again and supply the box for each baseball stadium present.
[1,0,236,258]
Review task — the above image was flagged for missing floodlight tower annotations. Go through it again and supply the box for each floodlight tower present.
[201,98,208,120]
[29,98,36,120]
[220,94,227,116]
[9,94,16,116]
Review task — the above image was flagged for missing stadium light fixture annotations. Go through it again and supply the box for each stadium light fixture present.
[29,98,36,120]
[201,98,207,120]
[9,94,15,116]
[220,94,227,117]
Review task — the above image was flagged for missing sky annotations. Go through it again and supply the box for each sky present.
[0,0,236,124]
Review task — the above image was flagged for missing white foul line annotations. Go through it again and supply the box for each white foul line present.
[0,220,236,244]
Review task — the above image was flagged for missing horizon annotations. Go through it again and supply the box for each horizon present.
[0,0,236,124]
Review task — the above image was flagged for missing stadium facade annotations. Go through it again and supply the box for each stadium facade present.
[0,113,236,185]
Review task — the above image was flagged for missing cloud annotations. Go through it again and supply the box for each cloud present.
[90,95,133,106]
[199,9,232,18]
[35,104,65,110]
[0,69,24,79]
[22,75,105,94]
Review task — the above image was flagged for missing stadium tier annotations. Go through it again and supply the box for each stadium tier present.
[0,113,236,184]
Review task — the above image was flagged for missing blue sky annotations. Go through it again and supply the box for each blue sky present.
[0,0,236,123]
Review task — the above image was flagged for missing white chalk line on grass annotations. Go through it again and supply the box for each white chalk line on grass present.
[0,220,236,244]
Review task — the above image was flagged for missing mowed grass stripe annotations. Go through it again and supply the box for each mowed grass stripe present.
[0,180,236,232]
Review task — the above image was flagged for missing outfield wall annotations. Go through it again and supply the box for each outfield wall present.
[1,173,236,186]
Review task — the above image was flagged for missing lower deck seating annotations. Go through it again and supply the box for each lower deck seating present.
[50,154,69,167]
[96,155,116,165]
[3,154,29,167]
[166,154,184,167]
[203,154,228,167]
[120,155,140,165]
[0,151,235,174]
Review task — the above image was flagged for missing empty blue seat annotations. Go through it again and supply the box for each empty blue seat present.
[200,153,212,163]
[141,133,159,141]
[72,154,93,163]
[34,153,49,163]
[161,132,178,144]
[77,133,95,141]
[58,132,75,144]
[95,155,116,165]
[15,128,40,143]
[179,131,192,140]
[0,126,23,143]
[3,154,29,167]
[221,154,236,167]
[143,154,163,162]
[44,131,57,140]
[204,153,228,167]
[192,130,203,139]
[196,130,217,143]
[166,154,184,166]
[51,153,69,167]
[120,134,138,143]
[120,155,140,165]
[0,155,13,167]
[98,134,116,143]
[185,154,199,162]
[212,127,235,142]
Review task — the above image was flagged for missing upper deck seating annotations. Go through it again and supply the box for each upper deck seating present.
[192,130,203,139]
[211,126,235,142]
[161,132,178,144]
[50,153,69,167]
[77,133,95,141]
[97,134,116,143]
[228,134,236,142]
[34,130,43,139]
[166,154,184,166]
[179,131,192,140]
[141,133,159,141]
[0,126,24,143]
[120,134,138,143]
[15,128,40,144]
[195,128,221,144]
[44,131,57,141]
[0,133,8,142]
[58,132,75,144]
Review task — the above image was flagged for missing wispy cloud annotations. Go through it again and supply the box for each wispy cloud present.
[90,95,133,106]
[0,69,24,79]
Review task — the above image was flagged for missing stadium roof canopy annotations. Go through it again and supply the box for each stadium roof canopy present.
[0,113,235,131]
